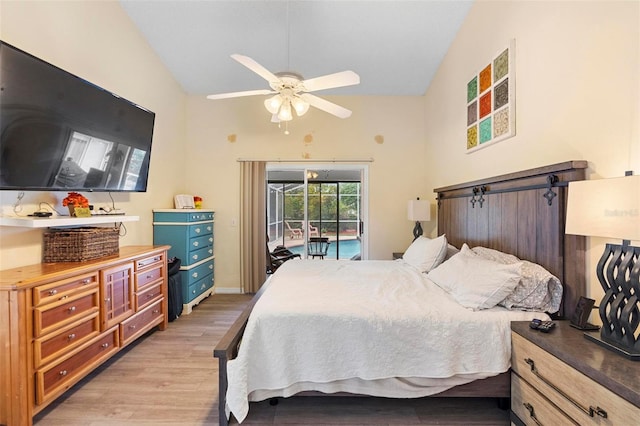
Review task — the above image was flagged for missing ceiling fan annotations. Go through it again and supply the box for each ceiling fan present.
[206,54,360,122]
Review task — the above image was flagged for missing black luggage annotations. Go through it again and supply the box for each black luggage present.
[167,257,183,322]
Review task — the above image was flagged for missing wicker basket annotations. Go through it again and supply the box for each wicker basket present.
[43,227,119,262]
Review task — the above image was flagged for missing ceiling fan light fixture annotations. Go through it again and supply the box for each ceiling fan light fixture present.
[277,101,293,121]
[291,96,310,117]
[264,94,283,114]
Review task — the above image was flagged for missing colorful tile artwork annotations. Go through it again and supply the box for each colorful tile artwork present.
[466,41,515,152]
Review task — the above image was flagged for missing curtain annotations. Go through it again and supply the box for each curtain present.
[239,161,267,293]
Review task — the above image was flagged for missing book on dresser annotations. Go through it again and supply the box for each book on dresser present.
[152,209,215,315]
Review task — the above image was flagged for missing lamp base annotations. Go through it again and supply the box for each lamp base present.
[584,332,640,361]
[412,221,423,241]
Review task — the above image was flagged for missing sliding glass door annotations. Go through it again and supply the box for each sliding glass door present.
[266,165,367,260]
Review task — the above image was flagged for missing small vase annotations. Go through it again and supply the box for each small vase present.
[68,206,76,217]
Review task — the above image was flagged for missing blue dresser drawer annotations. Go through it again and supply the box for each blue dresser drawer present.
[190,234,213,251]
[182,259,214,287]
[187,246,213,264]
[153,210,214,223]
[183,273,214,303]
[188,223,212,238]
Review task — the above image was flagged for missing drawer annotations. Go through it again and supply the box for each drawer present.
[135,264,163,291]
[135,252,165,271]
[33,272,99,306]
[190,234,213,250]
[135,282,163,311]
[153,211,214,222]
[183,273,214,303]
[512,332,636,425]
[182,259,214,286]
[120,299,164,346]
[511,373,578,425]
[188,245,214,264]
[36,326,119,405]
[34,288,100,337]
[34,312,101,368]
[188,223,212,238]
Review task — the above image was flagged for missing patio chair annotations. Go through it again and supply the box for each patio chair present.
[285,221,303,239]
[267,237,300,274]
[308,223,320,238]
[308,237,330,259]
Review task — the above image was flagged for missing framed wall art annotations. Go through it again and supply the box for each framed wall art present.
[466,39,515,153]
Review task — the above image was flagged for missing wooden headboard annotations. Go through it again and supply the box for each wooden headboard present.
[434,161,588,317]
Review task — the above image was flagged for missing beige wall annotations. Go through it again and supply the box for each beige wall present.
[424,0,639,312]
[0,1,187,270]
[185,95,427,291]
[1,0,638,304]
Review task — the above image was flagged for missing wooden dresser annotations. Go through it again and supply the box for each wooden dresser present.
[0,245,170,426]
[511,321,640,425]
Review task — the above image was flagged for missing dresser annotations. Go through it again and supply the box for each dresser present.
[510,321,640,426]
[0,245,169,426]
[152,209,215,314]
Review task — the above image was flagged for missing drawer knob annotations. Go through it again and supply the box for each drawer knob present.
[192,289,196,294]
[59,370,68,376]
[207,226,212,232]
[105,298,111,302]
[68,306,76,313]
[49,289,58,296]
[146,274,153,279]
[193,241,199,247]
[192,255,198,260]
[209,265,213,270]
[195,228,201,234]
[153,309,159,314]
[101,343,109,348]
[82,278,91,285]
[147,293,156,299]
[68,333,76,341]
[129,325,136,330]
[209,238,213,243]
[524,358,608,419]
[59,295,69,301]
[192,272,198,278]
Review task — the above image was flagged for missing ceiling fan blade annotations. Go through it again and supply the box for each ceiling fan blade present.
[231,54,280,83]
[300,93,352,119]
[302,70,360,93]
[206,89,273,100]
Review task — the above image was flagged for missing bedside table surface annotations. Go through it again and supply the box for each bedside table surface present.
[512,321,640,408]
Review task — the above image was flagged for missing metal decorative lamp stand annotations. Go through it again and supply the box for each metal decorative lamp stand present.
[407,198,431,241]
[566,173,640,360]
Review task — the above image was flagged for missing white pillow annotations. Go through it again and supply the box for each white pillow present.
[427,250,522,310]
[468,245,563,313]
[402,235,448,273]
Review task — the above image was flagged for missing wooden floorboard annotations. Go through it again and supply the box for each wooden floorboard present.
[34,294,509,425]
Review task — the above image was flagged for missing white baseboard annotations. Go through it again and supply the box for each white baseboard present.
[213,286,243,294]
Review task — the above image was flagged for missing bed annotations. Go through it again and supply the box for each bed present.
[214,161,588,425]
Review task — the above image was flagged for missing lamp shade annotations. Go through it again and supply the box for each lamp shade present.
[566,175,640,241]
[408,199,431,222]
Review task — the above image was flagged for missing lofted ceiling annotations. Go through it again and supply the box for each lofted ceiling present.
[119,0,473,97]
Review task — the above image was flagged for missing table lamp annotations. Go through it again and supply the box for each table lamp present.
[408,198,431,241]
[565,173,640,360]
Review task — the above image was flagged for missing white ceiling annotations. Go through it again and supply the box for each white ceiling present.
[119,0,473,97]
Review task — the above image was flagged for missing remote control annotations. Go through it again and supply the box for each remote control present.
[538,321,556,333]
[529,319,542,330]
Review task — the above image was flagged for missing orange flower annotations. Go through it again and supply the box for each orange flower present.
[62,192,89,208]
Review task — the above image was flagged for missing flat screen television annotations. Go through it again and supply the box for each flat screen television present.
[0,41,155,192]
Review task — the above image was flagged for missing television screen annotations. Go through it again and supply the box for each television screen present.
[0,41,155,192]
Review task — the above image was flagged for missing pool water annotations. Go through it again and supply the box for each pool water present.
[288,238,361,260]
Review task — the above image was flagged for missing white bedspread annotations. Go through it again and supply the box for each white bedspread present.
[226,259,548,422]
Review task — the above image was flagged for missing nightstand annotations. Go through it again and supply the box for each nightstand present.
[510,321,640,425]
[392,252,404,260]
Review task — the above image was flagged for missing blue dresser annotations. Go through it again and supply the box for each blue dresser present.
[153,209,214,314]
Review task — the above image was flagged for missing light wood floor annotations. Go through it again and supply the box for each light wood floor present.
[34,294,510,425]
